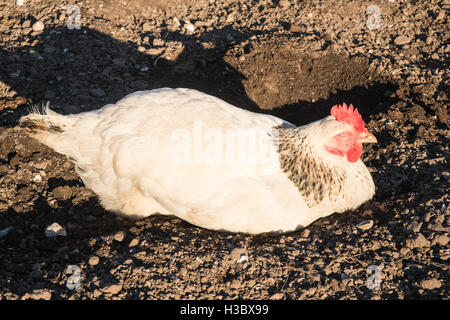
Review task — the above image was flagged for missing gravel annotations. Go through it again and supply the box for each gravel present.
[0,0,448,300]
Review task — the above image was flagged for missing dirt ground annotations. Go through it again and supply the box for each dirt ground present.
[0,0,448,300]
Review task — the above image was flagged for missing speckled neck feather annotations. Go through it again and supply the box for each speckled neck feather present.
[277,127,346,208]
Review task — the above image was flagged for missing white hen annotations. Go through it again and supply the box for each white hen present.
[20,88,377,233]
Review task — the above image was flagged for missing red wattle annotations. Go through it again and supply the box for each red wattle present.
[346,143,363,162]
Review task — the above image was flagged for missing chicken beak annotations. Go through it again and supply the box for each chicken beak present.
[361,132,377,143]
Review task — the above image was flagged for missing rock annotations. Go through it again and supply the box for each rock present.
[394,36,411,46]
[370,240,382,251]
[21,289,51,300]
[114,231,126,242]
[45,222,67,237]
[102,283,122,294]
[147,48,164,55]
[128,238,139,247]
[405,233,430,248]
[300,228,310,238]
[171,17,181,27]
[88,255,100,266]
[184,22,195,33]
[237,254,248,264]
[431,234,449,247]
[356,220,374,231]
[230,247,247,262]
[400,247,410,255]
[89,88,105,97]
[32,21,45,32]
[427,222,448,232]
[406,221,422,233]
[22,20,31,28]
[152,38,165,46]
[0,226,13,238]
[30,265,42,280]
[52,186,72,200]
[419,278,442,290]
[431,53,439,60]
[270,292,284,300]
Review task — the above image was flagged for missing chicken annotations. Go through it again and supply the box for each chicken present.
[20,88,377,234]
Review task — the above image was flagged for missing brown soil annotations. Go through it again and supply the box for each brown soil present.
[0,0,448,300]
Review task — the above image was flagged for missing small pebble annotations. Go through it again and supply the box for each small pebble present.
[128,238,139,247]
[32,21,45,32]
[230,247,247,262]
[394,35,411,46]
[22,20,31,28]
[45,223,67,237]
[152,38,165,46]
[270,292,284,300]
[184,22,195,32]
[0,226,13,238]
[356,219,374,231]
[102,283,122,294]
[52,185,72,200]
[432,234,449,247]
[419,278,442,290]
[405,233,430,248]
[88,255,100,266]
[172,17,180,27]
[236,254,248,264]
[406,221,422,233]
[21,289,51,300]
[114,231,126,242]
[89,88,105,97]
[300,228,310,238]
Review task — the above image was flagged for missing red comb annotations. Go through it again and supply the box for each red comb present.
[330,103,367,133]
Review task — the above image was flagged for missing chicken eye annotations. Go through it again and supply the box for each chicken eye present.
[336,132,349,140]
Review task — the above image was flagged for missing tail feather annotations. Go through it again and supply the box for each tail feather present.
[19,103,80,160]
[19,104,100,168]
[19,103,70,134]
